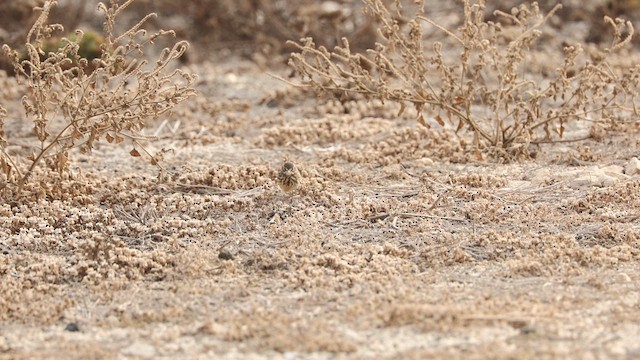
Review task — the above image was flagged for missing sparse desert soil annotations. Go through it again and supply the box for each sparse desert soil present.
[2,4,640,359]
[1,57,639,359]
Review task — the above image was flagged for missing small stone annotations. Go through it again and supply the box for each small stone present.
[618,272,631,283]
[601,165,624,174]
[0,335,10,352]
[600,173,619,187]
[625,157,640,175]
[531,168,552,186]
[569,169,621,189]
[569,175,600,189]
[321,1,342,15]
[64,322,80,332]
[415,157,434,166]
[519,325,537,335]
[218,249,234,260]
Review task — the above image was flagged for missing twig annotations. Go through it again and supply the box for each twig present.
[368,212,467,223]
[531,135,593,145]
[173,183,234,195]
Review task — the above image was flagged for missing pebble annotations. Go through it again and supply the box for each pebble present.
[569,169,620,189]
[625,157,640,175]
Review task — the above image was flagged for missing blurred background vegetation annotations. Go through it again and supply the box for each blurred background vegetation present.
[0,0,639,69]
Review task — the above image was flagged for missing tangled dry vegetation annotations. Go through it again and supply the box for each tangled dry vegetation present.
[2,1,640,358]
[288,0,640,159]
[0,0,196,198]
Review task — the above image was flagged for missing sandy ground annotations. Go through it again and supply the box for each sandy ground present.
[2,4,640,357]
[0,56,639,359]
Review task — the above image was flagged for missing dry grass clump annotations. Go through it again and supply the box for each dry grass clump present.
[382,303,462,329]
[74,235,173,284]
[200,308,358,353]
[173,164,272,191]
[257,115,388,147]
[568,180,640,210]
[1,276,72,323]
[448,172,508,189]
[0,242,177,323]
[584,224,640,249]
[0,0,196,197]
[287,0,640,158]
[330,126,465,165]
[310,97,415,120]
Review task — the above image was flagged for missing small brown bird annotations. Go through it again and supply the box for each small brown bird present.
[277,161,301,193]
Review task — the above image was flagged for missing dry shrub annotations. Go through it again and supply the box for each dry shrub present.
[0,0,196,197]
[287,0,640,159]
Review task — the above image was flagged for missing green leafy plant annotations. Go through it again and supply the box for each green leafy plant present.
[287,0,640,159]
[40,30,105,62]
[0,0,197,196]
